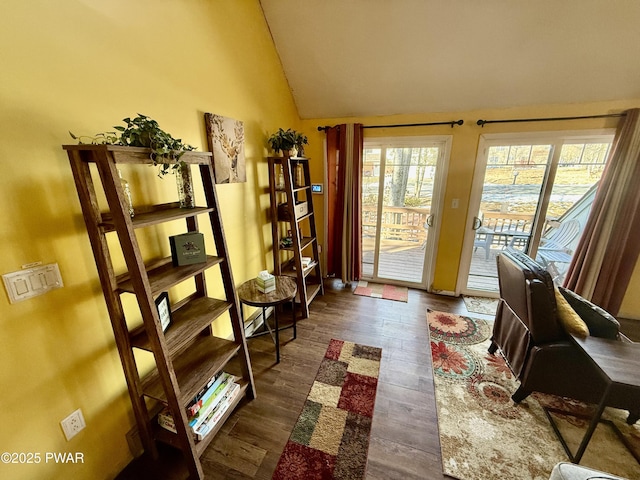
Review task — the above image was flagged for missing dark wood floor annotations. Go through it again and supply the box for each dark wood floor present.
[116,280,640,480]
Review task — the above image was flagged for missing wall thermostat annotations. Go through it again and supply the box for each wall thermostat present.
[311,184,323,194]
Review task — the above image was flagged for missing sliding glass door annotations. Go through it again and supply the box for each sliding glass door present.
[361,136,450,288]
[459,131,613,295]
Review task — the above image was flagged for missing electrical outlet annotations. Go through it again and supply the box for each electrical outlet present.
[61,409,85,441]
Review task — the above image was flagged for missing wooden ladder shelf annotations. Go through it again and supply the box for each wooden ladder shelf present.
[268,156,323,318]
[64,144,255,479]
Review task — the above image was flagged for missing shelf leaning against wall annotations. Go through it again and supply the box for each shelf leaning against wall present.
[268,156,324,319]
[64,144,255,480]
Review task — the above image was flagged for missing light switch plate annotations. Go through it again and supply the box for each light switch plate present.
[2,263,63,304]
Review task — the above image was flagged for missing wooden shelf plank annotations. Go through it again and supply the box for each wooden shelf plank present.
[141,335,241,405]
[63,144,212,165]
[289,280,322,306]
[281,236,315,252]
[305,282,323,304]
[100,205,214,232]
[280,259,318,278]
[295,211,313,223]
[292,185,310,194]
[130,296,233,355]
[117,256,224,295]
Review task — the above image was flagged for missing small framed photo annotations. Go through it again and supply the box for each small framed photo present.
[155,292,172,332]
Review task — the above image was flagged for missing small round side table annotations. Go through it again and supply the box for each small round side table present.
[237,275,297,363]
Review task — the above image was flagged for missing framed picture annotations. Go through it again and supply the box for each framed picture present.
[204,112,246,184]
[155,292,172,332]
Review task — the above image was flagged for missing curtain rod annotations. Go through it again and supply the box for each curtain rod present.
[317,119,464,132]
[476,113,626,127]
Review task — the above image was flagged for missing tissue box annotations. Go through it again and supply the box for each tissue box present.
[255,271,276,293]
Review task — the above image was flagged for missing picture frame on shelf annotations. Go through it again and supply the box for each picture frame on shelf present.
[155,292,172,332]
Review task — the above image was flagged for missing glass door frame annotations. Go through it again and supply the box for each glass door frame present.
[362,135,451,290]
[457,129,615,297]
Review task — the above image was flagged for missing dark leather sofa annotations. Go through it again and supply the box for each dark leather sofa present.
[488,249,638,424]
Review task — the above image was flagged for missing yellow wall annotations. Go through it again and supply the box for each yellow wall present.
[301,99,640,311]
[0,1,299,479]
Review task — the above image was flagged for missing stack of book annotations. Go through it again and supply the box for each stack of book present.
[293,257,316,271]
[255,271,276,293]
[158,371,241,441]
[279,236,293,248]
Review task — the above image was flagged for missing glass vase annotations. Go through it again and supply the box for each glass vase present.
[118,169,134,217]
[176,163,195,209]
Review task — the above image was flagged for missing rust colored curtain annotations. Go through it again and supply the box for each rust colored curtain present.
[325,123,363,283]
[564,108,640,315]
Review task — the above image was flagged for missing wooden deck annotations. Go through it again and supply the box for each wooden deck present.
[467,247,500,292]
[362,239,425,283]
[359,209,537,291]
[361,238,505,292]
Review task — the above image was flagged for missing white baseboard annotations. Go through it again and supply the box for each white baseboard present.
[243,306,273,338]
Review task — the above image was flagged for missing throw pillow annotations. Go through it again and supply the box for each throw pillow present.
[554,288,590,337]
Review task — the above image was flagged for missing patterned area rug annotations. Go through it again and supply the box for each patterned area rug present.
[427,309,640,480]
[353,281,408,302]
[272,339,382,480]
[462,295,499,315]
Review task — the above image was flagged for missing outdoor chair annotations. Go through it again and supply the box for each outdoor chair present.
[536,219,581,266]
[489,249,639,425]
[473,226,495,260]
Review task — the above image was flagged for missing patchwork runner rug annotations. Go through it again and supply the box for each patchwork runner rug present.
[427,309,640,480]
[272,339,382,480]
[462,295,499,315]
[353,281,408,302]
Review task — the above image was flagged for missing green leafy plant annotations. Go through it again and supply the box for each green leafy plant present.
[70,114,196,176]
[268,128,308,156]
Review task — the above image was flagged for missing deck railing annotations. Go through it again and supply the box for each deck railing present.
[361,207,542,248]
[480,212,534,234]
[362,205,430,243]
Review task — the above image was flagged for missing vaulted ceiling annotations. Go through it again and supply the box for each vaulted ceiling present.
[260,1,640,119]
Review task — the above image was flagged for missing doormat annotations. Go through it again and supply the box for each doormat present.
[426,309,640,480]
[353,281,408,302]
[462,295,499,315]
[272,339,382,480]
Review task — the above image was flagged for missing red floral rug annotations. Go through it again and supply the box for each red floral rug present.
[272,339,382,480]
[427,310,640,480]
[353,281,408,302]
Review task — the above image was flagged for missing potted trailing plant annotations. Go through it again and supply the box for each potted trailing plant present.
[293,131,308,157]
[268,128,308,157]
[70,114,197,208]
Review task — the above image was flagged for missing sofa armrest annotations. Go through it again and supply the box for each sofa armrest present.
[526,279,563,343]
[558,287,620,340]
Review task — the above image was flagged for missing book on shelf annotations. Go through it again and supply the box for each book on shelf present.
[279,236,293,248]
[157,372,236,435]
[187,371,225,417]
[194,382,241,440]
[188,374,235,431]
[292,258,316,272]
